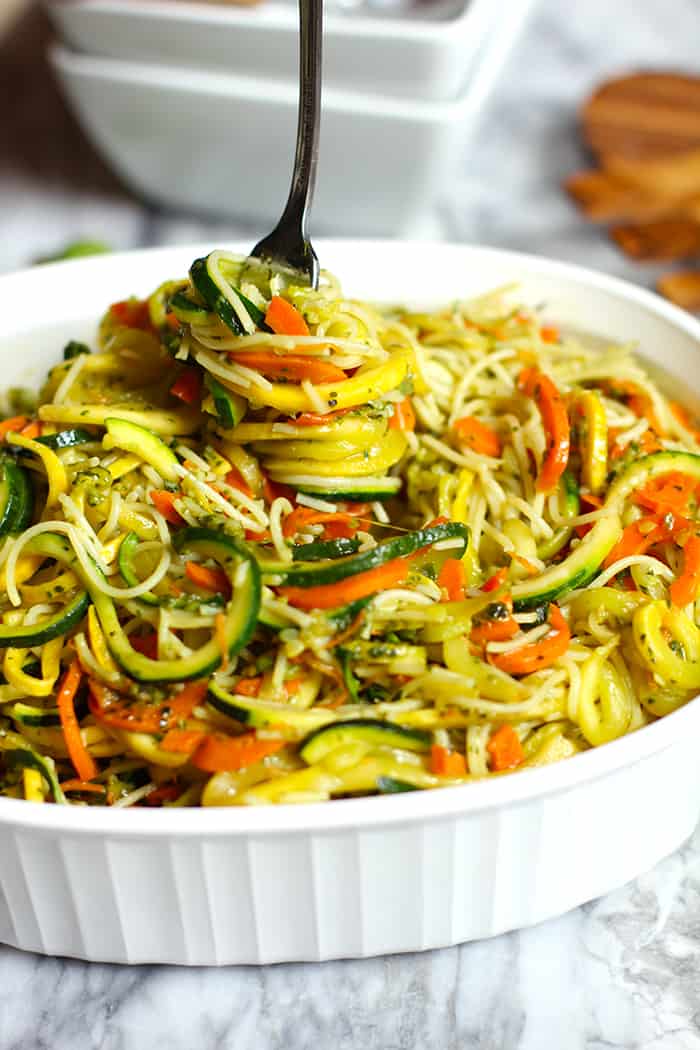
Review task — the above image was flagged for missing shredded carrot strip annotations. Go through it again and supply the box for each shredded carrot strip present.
[670,401,700,441]
[322,519,355,540]
[470,615,519,645]
[430,744,467,776]
[245,528,271,542]
[185,561,231,595]
[519,368,570,492]
[59,779,106,795]
[109,298,153,331]
[540,325,559,344]
[388,398,416,432]
[633,472,697,516]
[671,534,700,607]
[580,492,604,509]
[0,415,28,440]
[482,567,508,592]
[264,296,309,336]
[160,729,207,754]
[609,427,661,462]
[129,632,159,659]
[280,557,413,610]
[19,420,41,439]
[144,784,181,806]
[510,554,541,576]
[488,606,570,676]
[57,660,97,782]
[607,381,663,434]
[167,681,206,719]
[437,559,466,601]
[262,474,295,504]
[223,467,254,498]
[229,351,345,385]
[192,733,286,773]
[292,407,353,427]
[236,676,262,697]
[640,430,663,453]
[603,513,689,568]
[453,416,501,457]
[487,725,524,771]
[629,395,662,434]
[169,367,202,404]
[150,489,185,526]
[88,679,207,733]
[282,506,357,539]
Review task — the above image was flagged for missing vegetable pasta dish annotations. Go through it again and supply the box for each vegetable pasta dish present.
[1,248,699,808]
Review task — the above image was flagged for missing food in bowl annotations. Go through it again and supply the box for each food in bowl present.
[1,247,699,808]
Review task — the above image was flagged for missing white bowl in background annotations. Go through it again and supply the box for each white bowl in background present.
[1,239,700,965]
[47,0,530,103]
[49,5,530,239]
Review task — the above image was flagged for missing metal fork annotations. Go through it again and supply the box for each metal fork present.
[250,0,322,290]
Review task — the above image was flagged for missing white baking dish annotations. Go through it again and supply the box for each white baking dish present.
[46,0,529,102]
[49,7,530,239]
[1,239,700,966]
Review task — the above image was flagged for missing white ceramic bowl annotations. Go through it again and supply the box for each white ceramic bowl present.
[47,0,528,103]
[48,2,530,239]
[2,240,700,966]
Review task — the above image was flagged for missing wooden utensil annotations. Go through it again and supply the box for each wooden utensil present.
[565,71,700,307]
[657,271,700,310]
[582,72,700,164]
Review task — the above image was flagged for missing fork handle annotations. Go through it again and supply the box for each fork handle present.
[252,0,322,286]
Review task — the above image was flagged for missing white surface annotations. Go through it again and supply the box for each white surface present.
[1,239,700,964]
[47,0,510,102]
[48,0,531,239]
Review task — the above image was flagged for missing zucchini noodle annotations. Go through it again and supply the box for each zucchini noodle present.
[1,247,699,807]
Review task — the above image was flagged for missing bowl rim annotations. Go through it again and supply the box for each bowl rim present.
[2,237,700,838]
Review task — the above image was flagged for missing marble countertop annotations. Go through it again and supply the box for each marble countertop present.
[2,0,700,1046]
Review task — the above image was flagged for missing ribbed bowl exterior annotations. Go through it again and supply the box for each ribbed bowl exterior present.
[0,739,697,964]
[2,241,700,964]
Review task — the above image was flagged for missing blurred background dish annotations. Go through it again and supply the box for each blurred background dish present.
[46,0,522,102]
[49,0,532,237]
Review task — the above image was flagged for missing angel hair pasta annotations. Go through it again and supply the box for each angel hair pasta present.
[0,248,699,807]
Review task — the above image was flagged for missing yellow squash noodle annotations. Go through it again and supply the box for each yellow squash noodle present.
[577,645,633,746]
[633,600,700,689]
[3,637,63,698]
[7,432,67,507]
[263,431,408,479]
[218,347,419,413]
